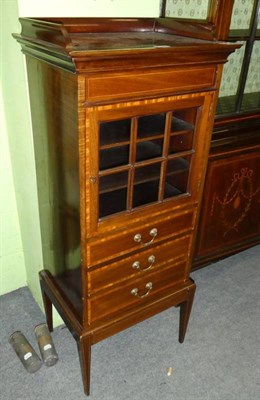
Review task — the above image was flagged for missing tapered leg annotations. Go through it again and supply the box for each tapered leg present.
[77,334,92,396]
[40,285,53,332]
[179,283,196,343]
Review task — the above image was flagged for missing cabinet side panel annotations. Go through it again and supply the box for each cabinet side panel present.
[26,57,82,314]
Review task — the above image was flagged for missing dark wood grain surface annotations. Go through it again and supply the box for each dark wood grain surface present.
[15,17,239,396]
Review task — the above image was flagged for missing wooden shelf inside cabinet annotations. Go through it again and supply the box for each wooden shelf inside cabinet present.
[14,17,238,396]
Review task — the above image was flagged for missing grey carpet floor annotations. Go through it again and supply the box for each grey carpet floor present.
[0,245,260,400]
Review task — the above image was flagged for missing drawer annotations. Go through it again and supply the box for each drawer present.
[88,234,192,294]
[87,209,195,266]
[86,66,216,102]
[88,259,187,323]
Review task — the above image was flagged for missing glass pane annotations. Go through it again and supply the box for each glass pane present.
[133,163,161,207]
[171,109,196,132]
[164,0,210,20]
[99,170,129,193]
[99,188,127,218]
[99,119,131,147]
[133,181,160,208]
[136,139,163,162]
[99,170,129,218]
[134,163,161,185]
[169,132,193,154]
[241,92,260,111]
[217,42,246,115]
[138,113,166,138]
[230,0,254,31]
[242,41,260,111]
[99,145,129,170]
[219,42,245,98]
[164,156,191,199]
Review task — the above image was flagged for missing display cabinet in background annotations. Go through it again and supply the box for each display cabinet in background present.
[160,0,260,267]
[193,0,260,267]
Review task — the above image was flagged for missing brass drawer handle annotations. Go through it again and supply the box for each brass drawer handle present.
[133,228,158,246]
[131,282,153,298]
[132,255,156,271]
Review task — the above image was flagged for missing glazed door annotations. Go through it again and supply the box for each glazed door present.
[86,92,214,235]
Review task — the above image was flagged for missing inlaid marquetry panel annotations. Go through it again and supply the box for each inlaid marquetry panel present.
[86,66,216,102]
[196,150,260,257]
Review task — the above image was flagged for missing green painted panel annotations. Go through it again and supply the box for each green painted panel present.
[0,91,26,295]
[1,0,43,302]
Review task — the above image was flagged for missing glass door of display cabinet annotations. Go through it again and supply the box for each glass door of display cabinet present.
[159,0,232,40]
[159,0,260,117]
[241,40,260,111]
[87,93,212,231]
[217,0,260,116]
[161,0,211,21]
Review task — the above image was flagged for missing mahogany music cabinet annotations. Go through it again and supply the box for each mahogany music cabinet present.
[14,17,238,395]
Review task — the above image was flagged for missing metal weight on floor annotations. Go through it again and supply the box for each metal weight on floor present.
[9,331,42,373]
[34,323,58,366]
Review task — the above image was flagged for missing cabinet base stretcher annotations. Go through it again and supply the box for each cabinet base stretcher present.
[39,269,196,396]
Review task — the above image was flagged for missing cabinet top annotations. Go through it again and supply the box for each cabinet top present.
[13,18,240,73]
